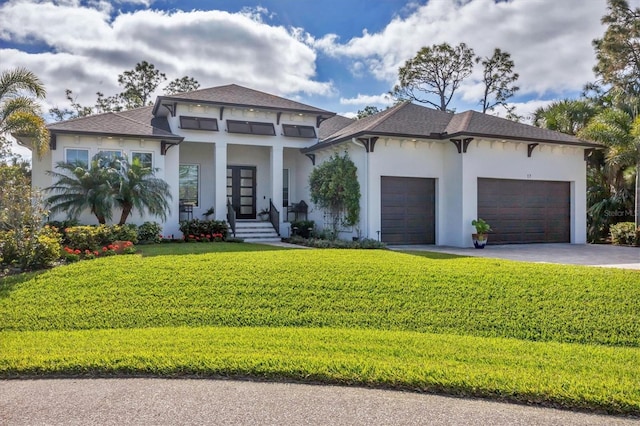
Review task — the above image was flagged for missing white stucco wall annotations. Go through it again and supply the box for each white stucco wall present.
[39,134,170,230]
[313,136,587,247]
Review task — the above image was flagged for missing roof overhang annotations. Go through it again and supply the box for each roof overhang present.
[302,130,603,153]
[153,95,336,121]
[48,128,184,143]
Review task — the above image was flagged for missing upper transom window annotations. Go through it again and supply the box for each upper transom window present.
[227,120,276,136]
[180,116,219,131]
[282,124,316,138]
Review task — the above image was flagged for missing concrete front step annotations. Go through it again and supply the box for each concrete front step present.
[243,237,283,243]
[232,220,280,242]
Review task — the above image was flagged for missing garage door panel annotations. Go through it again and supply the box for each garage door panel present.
[478,178,570,244]
[381,177,435,245]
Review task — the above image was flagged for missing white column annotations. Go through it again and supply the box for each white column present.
[215,141,228,221]
[271,146,284,224]
[163,144,181,238]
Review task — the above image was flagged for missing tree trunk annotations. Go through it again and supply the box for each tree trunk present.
[96,214,106,225]
[119,205,132,225]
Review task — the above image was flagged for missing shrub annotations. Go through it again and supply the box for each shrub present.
[0,230,18,266]
[290,220,315,238]
[65,224,138,251]
[610,222,639,246]
[0,226,62,270]
[137,222,162,244]
[179,219,228,241]
[286,235,386,249]
[32,226,63,268]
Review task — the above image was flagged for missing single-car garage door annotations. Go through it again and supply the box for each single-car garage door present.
[381,176,435,244]
[477,178,570,244]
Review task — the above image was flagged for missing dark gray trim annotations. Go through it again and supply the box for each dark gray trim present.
[282,124,317,138]
[357,137,379,153]
[305,153,316,165]
[227,120,276,136]
[450,138,473,154]
[219,106,224,120]
[527,143,539,158]
[277,112,282,125]
[179,116,219,131]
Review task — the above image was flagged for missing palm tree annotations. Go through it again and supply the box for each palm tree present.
[45,155,117,224]
[532,99,597,135]
[579,108,638,233]
[113,155,172,225]
[0,67,49,158]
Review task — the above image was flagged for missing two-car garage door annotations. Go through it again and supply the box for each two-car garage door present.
[477,178,571,244]
[380,176,571,245]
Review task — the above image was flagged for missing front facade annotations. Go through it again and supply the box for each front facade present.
[28,85,600,247]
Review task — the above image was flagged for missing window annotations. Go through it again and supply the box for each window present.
[179,164,199,206]
[282,124,316,138]
[227,120,276,136]
[180,116,219,131]
[65,149,89,165]
[132,152,153,169]
[283,169,289,208]
[98,150,122,161]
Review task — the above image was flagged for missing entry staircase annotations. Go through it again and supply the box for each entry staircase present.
[233,220,281,243]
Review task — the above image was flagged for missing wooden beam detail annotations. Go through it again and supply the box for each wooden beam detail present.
[305,153,316,165]
[219,106,225,121]
[161,141,178,156]
[357,137,379,153]
[49,134,57,150]
[450,137,473,154]
[584,148,596,161]
[277,112,282,125]
[527,143,539,158]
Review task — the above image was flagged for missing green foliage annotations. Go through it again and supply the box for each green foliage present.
[179,219,228,240]
[2,249,640,412]
[64,224,138,251]
[593,0,640,98]
[2,327,639,414]
[392,42,475,111]
[0,67,49,158]
[477,48,519,113]
[164,76,200,95]
[356,105,382,119]
[0,226,62,270]
[610,222,640,245]
[287,236,385,249]
[290,220,315,238]
[471,218,492,234]
[137,221,162,244]
[46,153,172,225]
[309,152,360,232]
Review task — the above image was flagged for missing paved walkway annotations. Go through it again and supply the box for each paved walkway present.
[389,243,640,269]
[1,379,637,425]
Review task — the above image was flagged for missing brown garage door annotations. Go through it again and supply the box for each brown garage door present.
[477,178,570,244]
[381,176,435,244]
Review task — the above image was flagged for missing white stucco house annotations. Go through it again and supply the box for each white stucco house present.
[27,84,600,247]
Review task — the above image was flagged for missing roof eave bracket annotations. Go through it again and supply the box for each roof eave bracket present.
[357,137,379,153]
[305,153,316,165]
[450,137,473,154]
[161,141,179,156]
[527,143,539,158]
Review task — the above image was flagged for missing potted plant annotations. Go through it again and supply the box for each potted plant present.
[471,218,491,249]
[258,208,270,221]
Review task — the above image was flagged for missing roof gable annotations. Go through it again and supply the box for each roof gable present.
[309,103,599,151]
[48,106,181,140]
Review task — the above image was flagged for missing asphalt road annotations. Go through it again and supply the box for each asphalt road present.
[1,378,637,425]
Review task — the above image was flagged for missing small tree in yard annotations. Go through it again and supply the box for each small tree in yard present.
[309,152,360,238]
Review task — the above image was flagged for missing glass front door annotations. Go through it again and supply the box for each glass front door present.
[227,166,256,219]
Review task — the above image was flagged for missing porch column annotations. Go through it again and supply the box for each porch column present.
[214,141,228,222]
[271,146,284,223]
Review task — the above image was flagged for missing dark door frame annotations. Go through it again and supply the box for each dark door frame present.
[227,165,257,219]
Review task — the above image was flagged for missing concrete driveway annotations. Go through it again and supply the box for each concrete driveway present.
[389,243,640,270]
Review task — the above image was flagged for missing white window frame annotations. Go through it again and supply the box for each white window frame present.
[64,148,90,165]
[131,151,154,168]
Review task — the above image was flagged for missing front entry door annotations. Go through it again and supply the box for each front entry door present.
[227,166,256,219]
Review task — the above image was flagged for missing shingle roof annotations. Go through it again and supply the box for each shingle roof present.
[305,102,600,152]
[48,106,181,140]
[318,115,355,140]
[154,84,334,116]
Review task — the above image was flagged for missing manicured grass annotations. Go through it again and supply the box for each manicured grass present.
[1,247,639,413]
[137,241,286,256]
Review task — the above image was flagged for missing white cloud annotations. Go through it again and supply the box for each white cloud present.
[311,0,608,102]
[339,93,394,106]
[0,1,333,111]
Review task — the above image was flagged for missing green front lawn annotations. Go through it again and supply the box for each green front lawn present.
[1,244,639,413]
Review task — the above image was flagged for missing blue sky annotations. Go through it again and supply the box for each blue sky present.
[0,0,614,140]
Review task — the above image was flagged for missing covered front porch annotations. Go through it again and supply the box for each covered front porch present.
[177,141,311,237]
